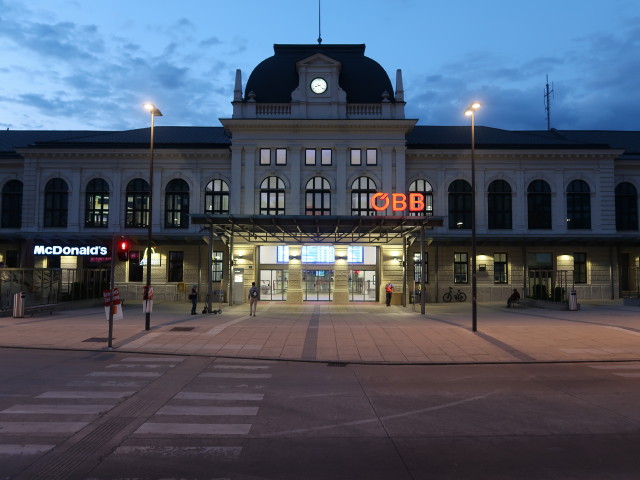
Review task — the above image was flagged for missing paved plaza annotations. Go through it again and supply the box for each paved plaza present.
[1,299,640,364]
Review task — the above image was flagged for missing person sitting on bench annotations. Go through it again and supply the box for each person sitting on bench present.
[507,288,520,308]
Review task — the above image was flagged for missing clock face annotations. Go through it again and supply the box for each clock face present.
[310,77,327,94]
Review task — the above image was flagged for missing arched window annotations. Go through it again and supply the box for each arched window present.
[165,179,190,228]
[1,180,22,228]
[85,178,109,228]
[351,176,377,216]
[125,178,149,228]
[615,182,638,231]
[488,180,512,229]
[408,179,433,216]
[260,176,285,215]
[205,179,229,215]
[305,177,331,215]
[566,179,591,229]
[44,178,68,228]
[448,180,471,229]
[527,180,551,229]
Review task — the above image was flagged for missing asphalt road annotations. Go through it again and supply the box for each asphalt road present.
[1,348,639,479]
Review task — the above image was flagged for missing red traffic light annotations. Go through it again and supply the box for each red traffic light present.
[117,239,129,261]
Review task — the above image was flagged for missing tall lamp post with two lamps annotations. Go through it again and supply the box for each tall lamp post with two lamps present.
[464,102,481,332]
[143,103,162,331]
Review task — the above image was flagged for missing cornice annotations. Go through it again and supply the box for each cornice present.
[220,118,418,133]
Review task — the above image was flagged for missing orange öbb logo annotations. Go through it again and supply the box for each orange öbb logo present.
[370,193,425,212]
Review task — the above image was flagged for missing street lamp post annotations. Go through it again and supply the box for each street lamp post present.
[464,102,481,332]
[143,103,162,331]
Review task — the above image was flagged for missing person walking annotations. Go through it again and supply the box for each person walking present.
[385,281,394,307]
[189,286,198,315]
[248,281,259,316]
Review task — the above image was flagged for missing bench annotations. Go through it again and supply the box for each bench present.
[24,303,60,316]
[510,299,528,309]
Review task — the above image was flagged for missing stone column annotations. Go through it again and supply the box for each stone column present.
[286,245,303,303]
[333,244,349,303]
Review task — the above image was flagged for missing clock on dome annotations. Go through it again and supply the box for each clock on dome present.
[310,77,327,94]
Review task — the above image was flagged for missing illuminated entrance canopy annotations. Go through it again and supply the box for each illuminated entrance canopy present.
[370,193,425,212]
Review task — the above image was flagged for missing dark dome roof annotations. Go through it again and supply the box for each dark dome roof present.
[244,44,395,104]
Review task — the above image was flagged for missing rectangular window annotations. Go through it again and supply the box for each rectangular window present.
[574,253,587,284]
[413,252,428,283]
[454,252,468,284]
[260,148,271,165]
[277,245,290,263]
[350,149,362,165]
[168,251,184,282]
[321,149,332,166]
[366,149,377,165]
[212,251,224,282]
[275,148,287,165]
[494,253,508,284]
[305,149,316,166]
[128,251,144,282]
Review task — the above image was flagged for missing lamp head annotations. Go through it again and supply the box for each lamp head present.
[143,103,163,117]
[464,102,481,116]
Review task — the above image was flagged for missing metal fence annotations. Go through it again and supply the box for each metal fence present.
[526,269,574,303]
[0,268,110,309]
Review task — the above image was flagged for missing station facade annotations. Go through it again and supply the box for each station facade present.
[1,43,639,306]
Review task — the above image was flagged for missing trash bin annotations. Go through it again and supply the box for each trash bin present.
[13,292,25,318]
[568,289,578,311]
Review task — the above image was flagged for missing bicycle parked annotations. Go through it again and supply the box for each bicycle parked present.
[443,286,467,302]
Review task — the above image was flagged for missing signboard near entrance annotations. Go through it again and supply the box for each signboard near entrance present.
[370,193,425,213]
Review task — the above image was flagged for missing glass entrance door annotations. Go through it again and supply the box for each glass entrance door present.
[303,269,333,301]
[349,269,376,301]
[259,269,288,301]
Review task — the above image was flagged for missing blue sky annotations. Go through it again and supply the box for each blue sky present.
[1,0,639,131]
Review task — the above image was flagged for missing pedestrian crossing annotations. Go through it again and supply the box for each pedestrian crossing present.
[0,355,183,465]
[0,354,275,477]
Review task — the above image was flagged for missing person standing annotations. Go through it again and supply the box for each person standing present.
[248,281,259,316]
[385,281,394,307]
[189,286,197,315]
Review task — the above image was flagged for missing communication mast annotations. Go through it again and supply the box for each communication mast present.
[544,75,554,130]
[317,0,322,44]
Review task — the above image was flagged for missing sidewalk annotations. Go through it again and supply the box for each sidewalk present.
[1,299,639,364]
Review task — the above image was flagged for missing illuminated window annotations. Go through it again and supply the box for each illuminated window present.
[260,176,285,215]
[350,149,361,165]
[260,148,271,165]
[212,251,224,282]
[321,149,332,166]
[454,252,468,284]
[205,179,229,214]
[125,178,149,228]
[351,176,377,216]
[305,177,331,215]
[85,178,109,228]
[366,149,377,165]
[276,148,287,165]
[165,179,190,229]
[305,149,316,166]
[408,179,433,217]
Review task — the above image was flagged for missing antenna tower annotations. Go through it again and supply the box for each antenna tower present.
[544,74,554,130]
[317,0,322,44]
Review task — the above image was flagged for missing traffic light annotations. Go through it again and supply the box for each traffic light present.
[117,239,129,261]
